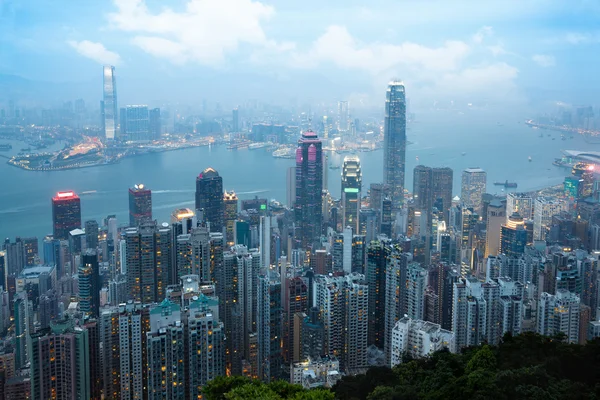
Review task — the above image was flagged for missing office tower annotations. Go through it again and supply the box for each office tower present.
[14,293,31,369]
[284,276,308,363]
[195,168,224,233]
[461,168,487,215]
[534,197,568,240]
[432,168,453,223]
[484,199,506,257]
[383,81,406,211]
[29,318,91,400]
[84,220,99,250]
[286,167,296,208]
[102,65,118,140]
[224,190,238,246]
[452,277,500,352]
[232,107,239,132]
[341,155,362,233]
[337,101,349,132]
[506,193,533,221]
[384,250,412,362]
[149,107,161,139]
[124,221,171,303]
[79,250,100,318]
[257,271,282,382]
[20,237,38,266]
[100,302,150,399]
[129,183,152,227]
[315,273,368,373]
[294,130,324,248]
[122,105,150,141]
[259,215,271,270]
[3,238,24,276]
[52,191,81,240]
[389,317,453,366]
[537,290,580,343]
[366,238,391,348]
[500,213,528,257]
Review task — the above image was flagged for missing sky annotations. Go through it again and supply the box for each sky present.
[1,0,600,108]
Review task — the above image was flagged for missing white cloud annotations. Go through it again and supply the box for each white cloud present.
[68,40,121,65]
[564,32,600,44]
[108,0,280,66]
[532,54,555,67]
[472,26,494,44]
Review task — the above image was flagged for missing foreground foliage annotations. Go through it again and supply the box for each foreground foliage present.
[203,376,334,400]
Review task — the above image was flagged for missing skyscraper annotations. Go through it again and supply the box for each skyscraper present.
[122,105,150,141]
[484,199,506,257]
[232,108,240,132]
[52,191,81,240]
[337,101,349,132]
[461,168,487,215]
[195,168,224,233]
[149,107,161,140]
[128,183,152,227]
[506,193,533,221]
[537,289,580,343]
[102,65,118,140]
[294,130,324,248]
[500,213,527,257]
[79,249,100,318]
[533,197,567,240]
[366,238,391,348]
[224,190,238,246]
[341,155,362,233]
[383,81,407,211]
[257,271,282,382]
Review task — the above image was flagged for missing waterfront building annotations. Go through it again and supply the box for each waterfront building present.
[341,156,362,233]
[128,183,152,227]
[389,317,454,366]
[383,81,407,211]
[102,65,118,140]
[506,193,533,221]
[122,105,150,142]
[294,130,324,248]
[224,190,238,246]
[461,168,487,215]
[52,191,81,240]
[195,168,224,233]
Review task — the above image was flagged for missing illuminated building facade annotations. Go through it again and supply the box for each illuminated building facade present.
[461,168,487,215]
[52,191,81,240]
[383,81,407,211]
[224,190,238,246]
[102,65,118,140]
[195,168,224,233]
[341,155,362,233]
[128,183,152,227]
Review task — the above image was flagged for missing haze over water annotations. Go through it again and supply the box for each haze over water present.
[0,109,593,241]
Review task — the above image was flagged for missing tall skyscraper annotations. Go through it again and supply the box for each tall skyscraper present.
[500,213,527,257]
[294,130,324,248]
[232,108,240,132]
[102,65,118,140]
[383,81,407,211]
[52,191,82,240]
[257,271,282,382]
[124,221,171,303]
[337,101,349,132]
[341,155,362,233]
[432,168,453,222]
[366,238,390,348]
[224,190,238,246]
[484,199,506,257]
[128,183,152,227]
[79,249,100,318]
[461,168,487,215]
[122,105,150,141]
[286,167,296,208]
[195,168,224,233]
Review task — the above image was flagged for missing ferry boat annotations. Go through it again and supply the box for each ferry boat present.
[249,142,267,150]
[494,180,518,188]
[272,148,294,159]
[0,144,12,151]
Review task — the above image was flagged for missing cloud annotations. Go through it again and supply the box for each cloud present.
[108,0,279,66]
[532,54,555,67]
[472,26,494,44]
[564,32,600,44]
[68,40,121,65]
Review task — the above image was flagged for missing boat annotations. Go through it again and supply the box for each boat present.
[494,180,518,188]
[80,190,97,196]
[461,152,466,156]
[20,147,31,152]
[528,156,532,162]
[329,164,341,170]
[248,142,267,150]
[0,144,12,151]
[273,148,294,159]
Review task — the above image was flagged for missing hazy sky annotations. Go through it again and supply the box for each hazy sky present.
[1,0,599,107]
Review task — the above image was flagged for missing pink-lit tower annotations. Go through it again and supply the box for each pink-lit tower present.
[294,130,324,249]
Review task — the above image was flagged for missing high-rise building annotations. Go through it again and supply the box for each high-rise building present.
[406,262,428,320]
[500,213,528,257]
[533,197,568,240]
[149,107,161,140]
[259,216,271,270]
[3,238,24,276]
[537,289,580,343]
[102,65,118,140]
[341,155,362,233]
[195,168,224,233]
[29,318,91,400]
[384,250,412,363]
[389,317,454,366]
[484,199,506,257]
[124,221,171,303]
[257,271,282,382]
[383,81,407,211]
[122,105,150,141]
[294,130,324,248]
[224,190,238,246]
[315,273,368,373]
[461,168,487,215]
[128,183,152,227]
[232,108,240,132]
[79,249,100,318]
[283,276,308,364]
[337,101,349,132]
[286,167,296,208]
[52,191,82,240]
[506,193,533,221]
[432,168,453,223]
[366,238,391,348]
[85,220,99,250]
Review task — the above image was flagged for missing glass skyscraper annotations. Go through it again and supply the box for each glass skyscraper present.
[383,81,406,212]
[102,65,118,140]
[341,155,362,233]
[195,168,224,233]
[52,191,81,240]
